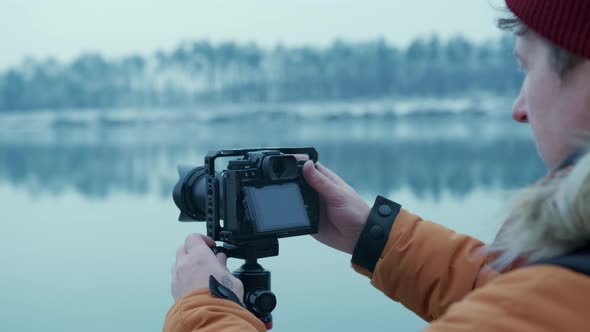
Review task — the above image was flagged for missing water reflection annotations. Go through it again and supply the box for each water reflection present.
[0,114,545,200]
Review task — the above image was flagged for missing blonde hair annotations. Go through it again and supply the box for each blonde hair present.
[487,150,590,270]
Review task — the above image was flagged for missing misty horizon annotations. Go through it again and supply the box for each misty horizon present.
[2,0,504,71]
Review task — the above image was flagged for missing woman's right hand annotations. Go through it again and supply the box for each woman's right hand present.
[302,161,371,255]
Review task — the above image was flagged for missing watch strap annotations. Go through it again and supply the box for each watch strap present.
[209,275,244,307]
[351,195,401,273]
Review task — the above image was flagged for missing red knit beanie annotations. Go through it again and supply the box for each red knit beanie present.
[505,0,590,59]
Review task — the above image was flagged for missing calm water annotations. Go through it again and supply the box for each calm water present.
[0,108,544,332]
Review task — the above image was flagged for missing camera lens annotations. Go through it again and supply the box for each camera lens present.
[262,155,297,181]
[173,166,207,221]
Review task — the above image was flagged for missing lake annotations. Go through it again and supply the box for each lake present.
[0,105,545,331]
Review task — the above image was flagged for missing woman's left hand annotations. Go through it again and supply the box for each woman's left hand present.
[171,233,244,303]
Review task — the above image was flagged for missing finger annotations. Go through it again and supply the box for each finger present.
[316,162,351,189]
[176,245,187,260]
[201,235,216,247]
[216,252,228,266]
[303,160,340,197]
[184,233,214,253]
[293,154,310,161]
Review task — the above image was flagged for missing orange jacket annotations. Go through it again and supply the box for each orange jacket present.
[163,209,590,331]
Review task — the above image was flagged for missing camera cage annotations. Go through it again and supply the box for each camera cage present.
[203,147,319,244]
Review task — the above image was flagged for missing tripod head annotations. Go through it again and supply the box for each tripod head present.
[213,239,278,329]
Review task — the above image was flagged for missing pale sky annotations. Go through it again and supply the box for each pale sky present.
[1,0,505,70]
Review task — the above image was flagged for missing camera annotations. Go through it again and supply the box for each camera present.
[173,147,320,246]
[172,147,320,326]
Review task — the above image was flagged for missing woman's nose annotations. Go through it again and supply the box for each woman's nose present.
[512,91,528,123]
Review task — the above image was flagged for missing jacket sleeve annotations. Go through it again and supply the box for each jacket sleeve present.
[163,288,266,332]
[352,209,499,321]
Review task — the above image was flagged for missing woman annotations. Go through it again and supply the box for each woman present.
[165,1,590,330]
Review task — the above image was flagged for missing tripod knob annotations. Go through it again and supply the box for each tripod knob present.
[247,289,277,315]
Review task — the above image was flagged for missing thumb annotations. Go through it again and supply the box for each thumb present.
[303,160,340,198]
[216,252,228,267]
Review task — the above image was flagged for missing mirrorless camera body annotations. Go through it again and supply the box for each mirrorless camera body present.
[174,147,320,246]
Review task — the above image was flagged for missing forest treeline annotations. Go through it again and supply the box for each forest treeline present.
[0,35,522,111]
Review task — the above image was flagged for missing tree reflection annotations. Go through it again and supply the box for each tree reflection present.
[0,131,544,201]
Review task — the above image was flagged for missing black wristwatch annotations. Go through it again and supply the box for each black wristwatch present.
[351,195,401,273]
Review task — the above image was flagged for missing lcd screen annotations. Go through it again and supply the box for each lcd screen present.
[243,183,310,233]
